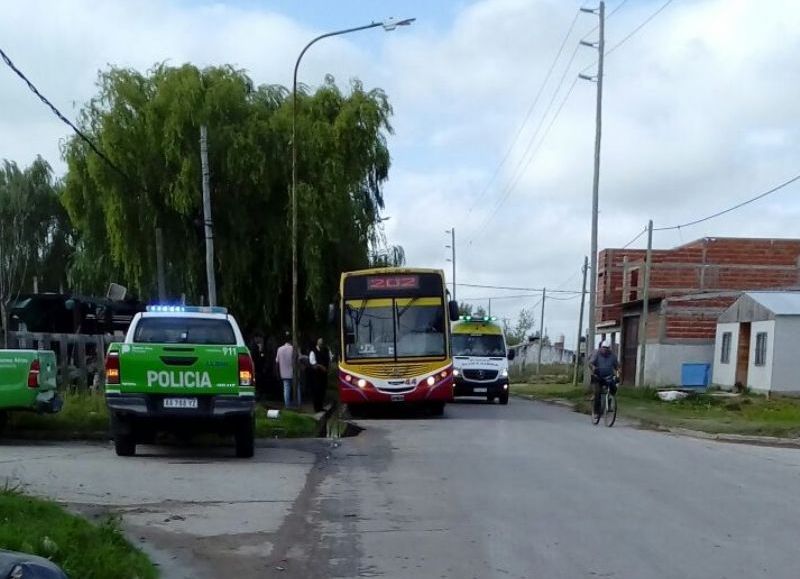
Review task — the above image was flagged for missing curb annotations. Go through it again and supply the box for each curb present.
[513,393,800,449]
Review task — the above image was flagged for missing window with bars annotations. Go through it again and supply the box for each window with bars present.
[720,332,732,364]
[755,332,768,367]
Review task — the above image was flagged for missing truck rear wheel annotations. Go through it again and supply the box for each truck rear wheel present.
[111,414,136,456]
[114,435,136,457]
[235,415,255,458]
[0,411,8,435]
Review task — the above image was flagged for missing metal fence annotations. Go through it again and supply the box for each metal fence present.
[8,331,117,391]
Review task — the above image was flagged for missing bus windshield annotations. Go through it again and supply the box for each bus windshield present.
[452,334,506,357]
[345,299,446,360]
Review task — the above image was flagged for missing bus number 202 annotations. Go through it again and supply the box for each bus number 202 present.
[367,276,419,290]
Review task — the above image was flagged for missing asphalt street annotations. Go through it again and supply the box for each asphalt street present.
[3,397,800,578]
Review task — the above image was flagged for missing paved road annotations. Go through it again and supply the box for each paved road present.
[3,398,800,578]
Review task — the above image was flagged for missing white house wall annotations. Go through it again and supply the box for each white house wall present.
[712,322,739,389]
[643,343,715,387]
[747,320,775,392]
[769,317,800,393]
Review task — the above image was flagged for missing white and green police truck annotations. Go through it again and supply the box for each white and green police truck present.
[451,316,514,405]
[104,306,256,458]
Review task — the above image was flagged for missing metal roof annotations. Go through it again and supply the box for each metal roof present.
[744,292,800,316]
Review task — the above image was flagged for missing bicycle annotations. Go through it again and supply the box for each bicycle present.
[591,374,618,427]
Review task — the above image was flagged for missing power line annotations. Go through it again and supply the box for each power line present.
[620,225,648,249]
[466,10,581,217]
[0,46,130,182]
[470,75,580,242]
[581,0,630,39]
[457,282,583,294]
[654,171,800,232]
[580,0,677,74]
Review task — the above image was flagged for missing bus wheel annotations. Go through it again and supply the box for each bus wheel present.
[429,402,445,416]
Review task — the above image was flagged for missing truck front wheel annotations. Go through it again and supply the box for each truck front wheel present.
[235,415,255,458]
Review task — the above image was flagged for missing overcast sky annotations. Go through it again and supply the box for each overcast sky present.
[2,0,799,347]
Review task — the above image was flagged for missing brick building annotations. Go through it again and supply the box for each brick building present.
[595,237,800,385]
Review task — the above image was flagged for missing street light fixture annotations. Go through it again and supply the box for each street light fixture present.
[290,17,415,399]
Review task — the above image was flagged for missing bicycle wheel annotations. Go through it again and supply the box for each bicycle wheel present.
[591,391,601,425]
[604,392,617,427]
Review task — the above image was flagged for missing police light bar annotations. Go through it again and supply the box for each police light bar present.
[146,305,228,314]
[458,315,498,322]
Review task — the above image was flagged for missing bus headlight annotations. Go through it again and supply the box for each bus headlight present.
[426,376,435,386]
[501,369,508,378]
[357,378,367,388]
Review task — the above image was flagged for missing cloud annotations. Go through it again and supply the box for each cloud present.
[2,0,799,346]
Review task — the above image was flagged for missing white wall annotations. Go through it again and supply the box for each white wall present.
[747,320,775,392]
[511,343,574,370]
[643,343,715,387]
[768,317,800,393]
[712,322,739,389]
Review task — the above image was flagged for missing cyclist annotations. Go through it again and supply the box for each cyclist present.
[589,340,620,416]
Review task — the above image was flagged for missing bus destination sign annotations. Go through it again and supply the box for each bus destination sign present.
[366,275,420,290]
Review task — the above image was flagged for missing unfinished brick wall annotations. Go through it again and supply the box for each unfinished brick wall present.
[598,238,800,328]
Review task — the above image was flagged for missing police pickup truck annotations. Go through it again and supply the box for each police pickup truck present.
[104,306,256,457]
[0,350,61,433]
[451,316,514,405]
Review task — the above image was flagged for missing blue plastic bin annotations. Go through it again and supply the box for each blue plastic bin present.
[681,363,710,389]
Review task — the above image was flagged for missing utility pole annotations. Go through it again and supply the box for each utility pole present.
[200,125,217,307]
[579,0,605,383]
[573,256,589,386]
[155,226,166,302]
[638,220,654,387]
[445,228,456,302]
[536,288,546,373]
[488,298,492,317]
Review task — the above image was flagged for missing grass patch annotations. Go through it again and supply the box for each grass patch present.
[509,363,577,385]
[7,393,108,439]
[511,383,800,437]
[255,407,319,438]
[0,488,156,579]
[6,394,320,441]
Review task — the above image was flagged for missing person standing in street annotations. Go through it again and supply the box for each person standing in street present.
[309,337,331,412]
[276,333,295,408]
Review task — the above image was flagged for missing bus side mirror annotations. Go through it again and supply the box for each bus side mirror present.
[507,349,515,361]
[448,300,459,322]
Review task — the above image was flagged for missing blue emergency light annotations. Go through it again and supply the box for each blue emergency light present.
[146,305,228,314]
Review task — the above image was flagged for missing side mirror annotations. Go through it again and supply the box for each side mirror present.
[507,349,515,361]
[448,300,459,322]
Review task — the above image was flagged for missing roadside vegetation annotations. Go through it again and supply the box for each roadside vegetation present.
[4,393,320,440]
[512,382,800,438]
[0,488,157,579]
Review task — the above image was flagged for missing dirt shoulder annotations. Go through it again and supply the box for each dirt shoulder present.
[512,383,800,445]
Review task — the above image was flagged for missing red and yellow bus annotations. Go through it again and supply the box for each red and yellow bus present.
[336,268,459,415]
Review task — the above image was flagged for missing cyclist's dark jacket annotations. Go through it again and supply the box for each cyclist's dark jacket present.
[590,349,619,377]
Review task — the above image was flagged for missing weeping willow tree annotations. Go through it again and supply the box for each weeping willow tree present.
[62,64,392,332]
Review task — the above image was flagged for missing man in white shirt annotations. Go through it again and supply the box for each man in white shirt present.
[275,333,295,407]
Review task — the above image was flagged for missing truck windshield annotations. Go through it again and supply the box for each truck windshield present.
[452,334,506,357]
[344,300,445,360]
[134,317,236,345]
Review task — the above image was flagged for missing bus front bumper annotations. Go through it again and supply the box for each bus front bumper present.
[340,379,454,405]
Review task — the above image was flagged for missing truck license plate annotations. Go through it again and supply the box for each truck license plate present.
[473,387,487,394]
[390,394,405,402]
[164,398,198,409]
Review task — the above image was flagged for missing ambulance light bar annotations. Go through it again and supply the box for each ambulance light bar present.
[146,305,228,314]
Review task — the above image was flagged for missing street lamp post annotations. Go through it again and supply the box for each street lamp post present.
[291,17,415,403]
